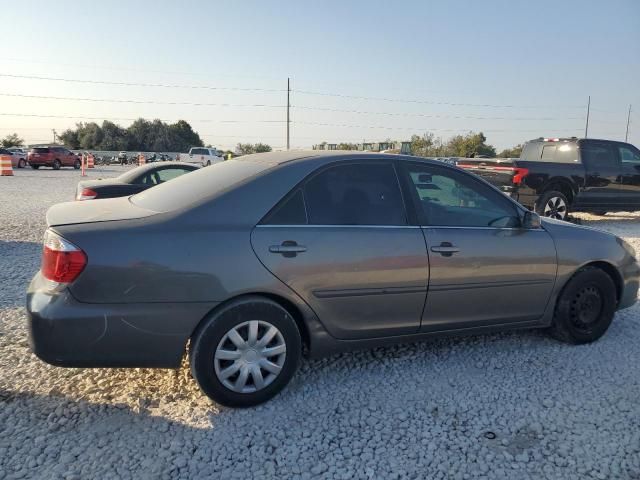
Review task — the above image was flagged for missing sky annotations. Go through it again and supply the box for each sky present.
[1,0,639,151]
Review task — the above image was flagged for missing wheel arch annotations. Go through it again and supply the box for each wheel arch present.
[540,178,576,203]
[189,292,311,355]
[562,261,623,305]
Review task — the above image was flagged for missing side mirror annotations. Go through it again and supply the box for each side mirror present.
[522,211,541,229]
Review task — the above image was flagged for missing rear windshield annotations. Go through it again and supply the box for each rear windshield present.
[521,142,578,163]
[130,159,272,212]
[32,148,50,153]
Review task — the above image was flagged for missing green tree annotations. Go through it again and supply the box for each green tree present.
[235,143,272,154]
[447,132,496,158]
[498,144,523,158]
[58,128,80,149]
[1,133,24,148]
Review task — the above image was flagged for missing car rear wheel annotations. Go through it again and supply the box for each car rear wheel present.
[31,165,40,170]
[190,296,301,407]
[536,190,569,221]
[74,159,81,169]
[549,267,616,344]
[18,159,26,168]
[52,159,62,170]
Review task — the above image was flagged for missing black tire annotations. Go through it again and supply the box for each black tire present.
[536,190,570,221]
[549,267,617,344]
[52,159,62,170]
[31,165,40,170]
[73,159,81,170]
[190,296,301,407]
[206,160,211,167]
[18,159,26,169]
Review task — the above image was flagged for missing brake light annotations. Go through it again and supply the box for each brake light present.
[543,138,560,142]
[512,167,529,185]
[41,230,87,284]
[76,187,97,201]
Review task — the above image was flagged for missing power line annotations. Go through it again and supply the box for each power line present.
[0,92,285,108]
[293,89,585,110]
[0,74,285,93]
[294,105,581,121]
[294,121,583,133]
[0,113,286,124]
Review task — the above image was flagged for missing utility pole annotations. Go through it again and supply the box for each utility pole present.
[52,129,57,144]
[584,96,590,138]
[286,77,290,150]
[626,104,632,142]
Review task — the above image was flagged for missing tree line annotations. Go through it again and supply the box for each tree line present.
[57,119,205,152]
[409,132,522,158]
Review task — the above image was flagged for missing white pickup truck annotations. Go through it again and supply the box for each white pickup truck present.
[179,147,224,167]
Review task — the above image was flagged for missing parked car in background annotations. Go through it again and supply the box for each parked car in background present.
[28,146,81,170]
[27,151,639,407]
[6,147,28,168]
[182,147,224,167]
[0,148,25,168]
[75,162,198,200]
[457,138,640,220]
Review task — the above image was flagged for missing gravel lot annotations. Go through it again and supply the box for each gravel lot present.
[1,166,639,479]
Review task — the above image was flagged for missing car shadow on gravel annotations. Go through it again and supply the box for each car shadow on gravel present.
[0,241,41,307]
[0,389,208,478]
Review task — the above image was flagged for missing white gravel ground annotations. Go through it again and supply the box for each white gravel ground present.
[1,166,639,479]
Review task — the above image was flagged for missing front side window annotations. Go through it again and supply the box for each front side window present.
[303,163,407,226]
[402,163,519,228]
[619,145,640,164]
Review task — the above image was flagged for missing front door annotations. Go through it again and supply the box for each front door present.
[399,162,557,331]
[251,161,429,340]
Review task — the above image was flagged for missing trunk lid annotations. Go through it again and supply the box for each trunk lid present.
[47,197,158,227]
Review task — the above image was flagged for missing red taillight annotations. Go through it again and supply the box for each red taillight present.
[41,230,87,284]
[512,167,529,185]
[76,187,97,201]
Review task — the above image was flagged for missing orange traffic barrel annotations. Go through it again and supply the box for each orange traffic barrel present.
[0,154,14,176]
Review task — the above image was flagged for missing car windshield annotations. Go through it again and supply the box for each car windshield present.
[130,159,273,212]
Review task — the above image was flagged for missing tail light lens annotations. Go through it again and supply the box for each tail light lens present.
[41,230,87,285]
[76,187,97,200]
[512,167,529,185]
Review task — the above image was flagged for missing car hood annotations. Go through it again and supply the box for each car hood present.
[47,197,158,227]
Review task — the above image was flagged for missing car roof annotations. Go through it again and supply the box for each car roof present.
[234,150,438,167]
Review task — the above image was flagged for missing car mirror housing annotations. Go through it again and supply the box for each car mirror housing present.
[522,211,541,229]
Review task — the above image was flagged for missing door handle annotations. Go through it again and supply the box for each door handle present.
[269,241,307,257]
[430,242,460,257]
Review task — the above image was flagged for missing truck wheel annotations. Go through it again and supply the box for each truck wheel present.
[549,267,616,344]
[536,190,569,221]
[190,296,301,407]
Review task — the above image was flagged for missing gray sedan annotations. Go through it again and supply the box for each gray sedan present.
[27,151,639,407]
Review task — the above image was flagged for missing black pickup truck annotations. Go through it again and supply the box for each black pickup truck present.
[457,137,640,220]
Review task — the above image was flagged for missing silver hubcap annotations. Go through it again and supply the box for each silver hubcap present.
[214,320,286,393]
[543,196,567,220]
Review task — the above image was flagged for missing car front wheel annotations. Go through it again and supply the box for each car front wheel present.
[190,296,301,407]
[549,267,617,344]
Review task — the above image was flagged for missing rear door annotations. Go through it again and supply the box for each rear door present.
[577,140,620,209]
[399,161,557,331]
[615,142,640,209]
[251,160,429,340]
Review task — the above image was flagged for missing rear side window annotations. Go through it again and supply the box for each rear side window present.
[262,189,307,225]
[303,163,406,225]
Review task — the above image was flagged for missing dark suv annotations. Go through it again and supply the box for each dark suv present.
[28,147,81,170]
[458,137,640,220]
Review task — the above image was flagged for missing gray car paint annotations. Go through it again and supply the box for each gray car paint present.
[27,151,640,368]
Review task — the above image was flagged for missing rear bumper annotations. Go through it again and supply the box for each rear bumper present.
[26,273,217,368]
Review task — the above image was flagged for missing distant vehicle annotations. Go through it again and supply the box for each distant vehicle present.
[75,162,198,200]
[28,146,81,170]
[182,147,224,167]
[6,147,28,168]
[457,138,640,220]
[26,152,639,407]
[0,148,26,168]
